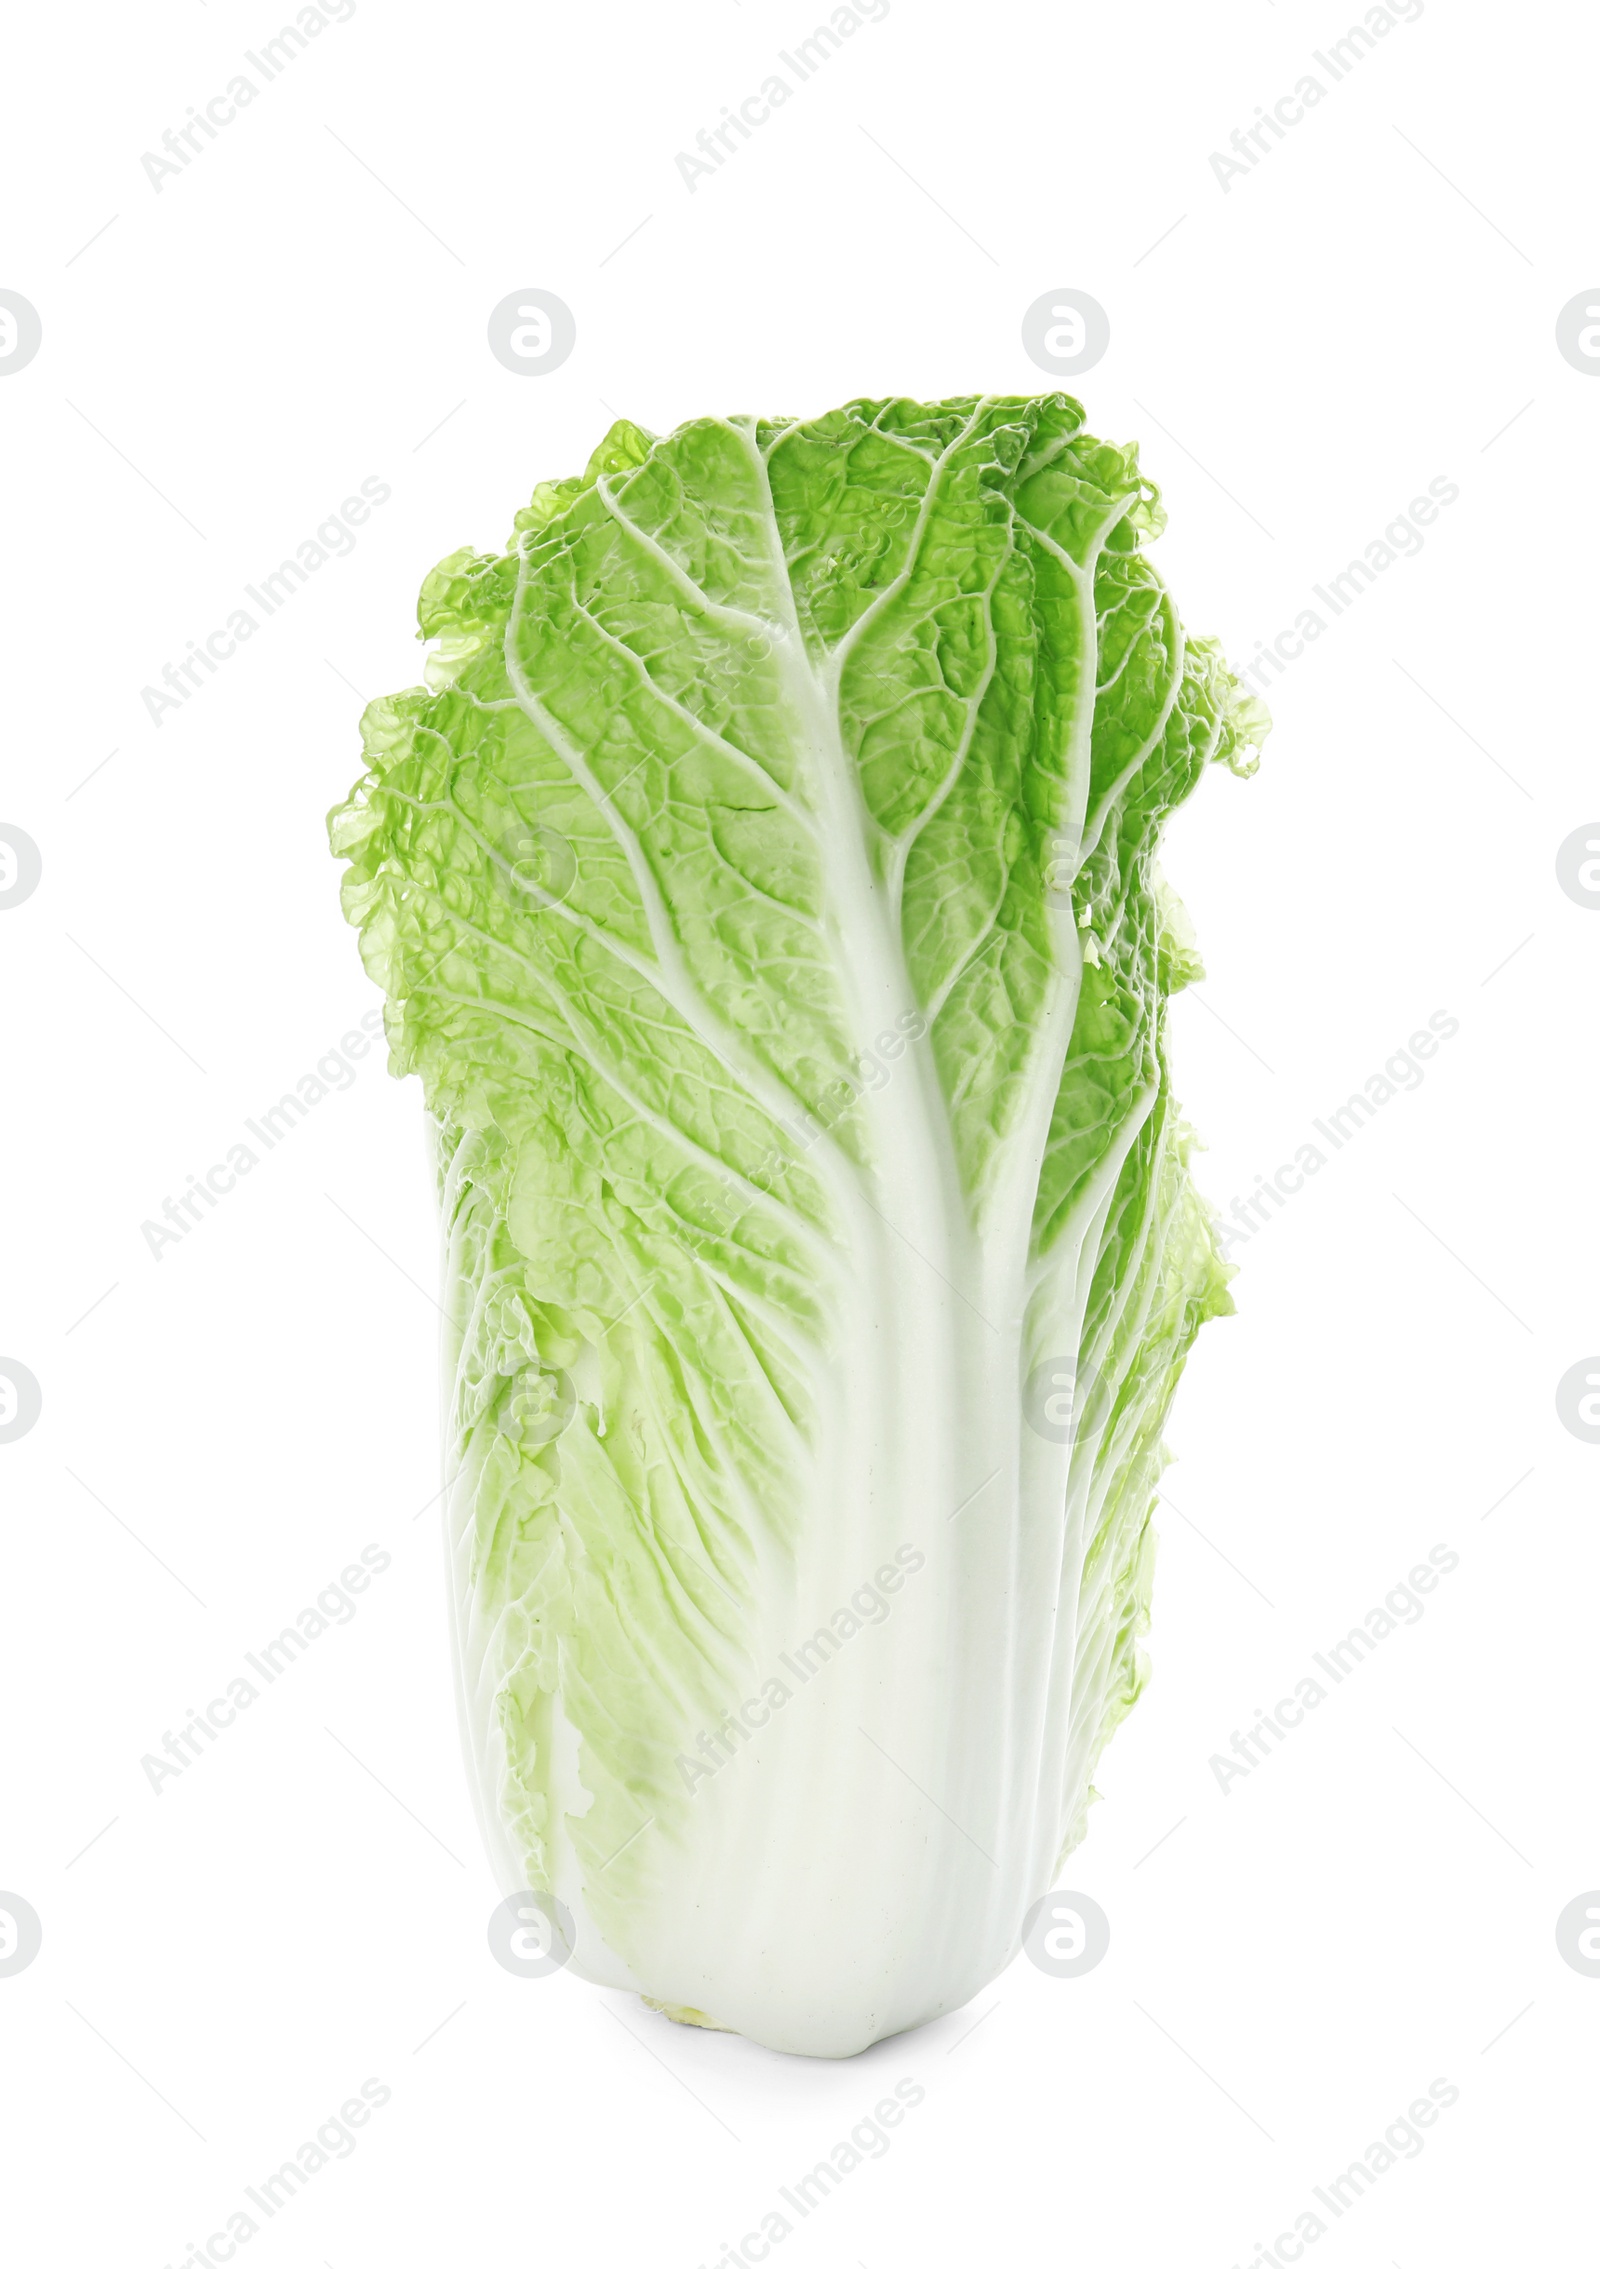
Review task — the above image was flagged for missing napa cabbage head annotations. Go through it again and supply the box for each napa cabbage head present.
[329,392,1266,2057]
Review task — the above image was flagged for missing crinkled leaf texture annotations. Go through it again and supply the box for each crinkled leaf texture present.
[329,393,1265,2057]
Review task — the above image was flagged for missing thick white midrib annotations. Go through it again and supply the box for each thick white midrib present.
[975,575,1097,1276]
[1077,1137,1199,1548]
[972,520,1188,1897]
[1051,1419,1169,1861]
[736,417,962,1263]
[999,1079,1160,1902]
[737,402,999,1302]
[756,483,972,1428]
[722,420,1000,1994]
[1054,1123,1175,1629]
[949,513,1109,1932]
[1023,1080,1167,1889]
[1074,1092,1178,1383]
[505,439,978,2013]
[741,399,993,1165]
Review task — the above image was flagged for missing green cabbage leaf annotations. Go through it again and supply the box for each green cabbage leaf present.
[330,392,1264,2055]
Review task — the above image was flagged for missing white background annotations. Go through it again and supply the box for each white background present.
[2,1,1596,2263]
